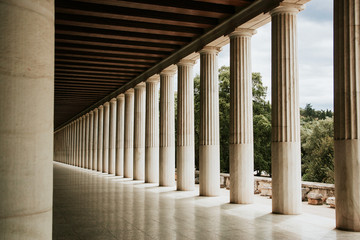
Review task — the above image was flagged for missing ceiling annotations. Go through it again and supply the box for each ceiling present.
[54,0,279,130]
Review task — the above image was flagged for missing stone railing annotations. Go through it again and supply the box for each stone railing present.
[176,170,335,201]
[218,173,335,200]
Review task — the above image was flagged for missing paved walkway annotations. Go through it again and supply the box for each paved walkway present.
[53,162,360,240]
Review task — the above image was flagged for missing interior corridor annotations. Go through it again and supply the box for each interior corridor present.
[53,162,360,240]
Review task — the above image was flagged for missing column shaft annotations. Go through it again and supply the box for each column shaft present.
[177,61,196,190]
[334,0,360,231]
[109,98,117,174]
[89,111,94,170]
[229,29,255,204]
[93,108,99,171]
[85,113,90,168]
[0,0,54,238]
[103,102,110,173]
[81,115,86,168]
[145,77,160,183]
[134,83,146,180]
[116,94,125,176]
[199,46,220,196]
[97,106,104,172]
[124,89,134,178]
[271,5,302,214]
[160,71,176,186]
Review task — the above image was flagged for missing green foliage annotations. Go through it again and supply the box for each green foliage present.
[300,103,333,122]
[301,112,334,183]
[193,67,271,174]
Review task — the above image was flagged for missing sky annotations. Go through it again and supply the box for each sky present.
[192,0,334,110]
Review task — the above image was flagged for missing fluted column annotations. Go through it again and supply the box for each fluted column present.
[177,60,196,190]
[116,94,125,176]
[229,28,256,204]
[145,75,160,183]
[81,115,86,168]
[0,0,54,237]
[76,118,80,167]
[134,83,146,180]
[93,108,99,171]
[124,89,134,178]
[103,102,110,173]
[199,46,221,196]
[97,105,104,172]
[109,98,117,174]
[89,111,94,170]
[334,0,360,231]
[72,122,76,165]
[271,5,302,215]
[160,69,176,187]
[85,113,90,169]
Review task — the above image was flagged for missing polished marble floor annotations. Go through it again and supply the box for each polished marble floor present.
[53,162,360,240]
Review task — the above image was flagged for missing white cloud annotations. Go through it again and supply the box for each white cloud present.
[192,0,333,110]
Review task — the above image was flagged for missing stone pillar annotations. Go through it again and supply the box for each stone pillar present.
[85,113,90,169]
[81,115,86,168]
[89,111,94,170]
[124,89,134,178]
[334,0,360,231]
[0,0,54,238]
[160,69,176,187]
[177,59,196,191]
[93,108,98,171]
[145,75,160,183]
[97,105,104,172]
[229,28,256,204]
[134,83,146,180]
[116,94,125,176]
[103,102,110,173]
[72,122,76,165]
[76,118,80,167]
[109,98,117,174]
[271,4,302,215]
[199,46,221,196]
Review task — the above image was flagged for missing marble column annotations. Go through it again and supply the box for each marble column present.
[85,113,90,169]
[271,5,302,215]
[145,75,160,183]
[116,94,125,176]
[199,46,221,196]
[81,115,86,168]
[177,59,196,191]
[124,89,135,178]
[334,0,360,231]
[93,108,99,171]
[76,118,81,167]
[134,82,146,181]
[229,28,256,204]
[72,122,76,165]
[109,98,117,174]
[0,0,54,238]
[103,102,110,173]
[97,105,104,172]
[89,111,94,170]
[160,69,176,187]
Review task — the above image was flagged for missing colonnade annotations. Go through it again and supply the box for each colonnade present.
[0,1,356,238]
[53,2,360,232]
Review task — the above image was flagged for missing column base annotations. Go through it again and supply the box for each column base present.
[159,146,175,187]
[335,139,360,231]
[133,147,145,180]
[199,145,220,196]
[145,147,159,183]
[230,143,254,204]
[177,145,195,191]
[271,142,301,215]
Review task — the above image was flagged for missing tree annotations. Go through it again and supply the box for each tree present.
[193,68,271,175]
[301,117,334,183]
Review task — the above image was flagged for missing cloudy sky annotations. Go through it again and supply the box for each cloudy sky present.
[193,0,334,110]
